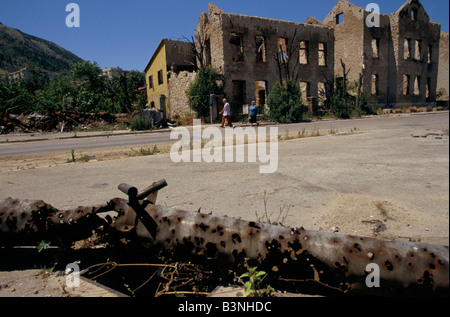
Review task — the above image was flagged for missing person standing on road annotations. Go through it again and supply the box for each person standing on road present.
[249,100,259,127]
[220,98,233,128]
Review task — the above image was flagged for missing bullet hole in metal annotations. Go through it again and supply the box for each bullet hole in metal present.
[248,221,261,229]
[205,242,219,258]
[232,233,241,244]
[198,223,209,232]
[385,260,394,271]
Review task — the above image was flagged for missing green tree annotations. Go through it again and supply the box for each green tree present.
[267,79,304,123]
[0,80,33,114]
[186,66,224,118]
[70,61,108,112]
[107,70,146,113]
[33,77,76,113]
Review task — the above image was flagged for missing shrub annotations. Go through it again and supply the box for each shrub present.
[130,114,152,131]
[267,80,304,123]
[186,66,224,119]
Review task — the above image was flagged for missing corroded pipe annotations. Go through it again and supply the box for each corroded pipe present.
[0,197,127,246]
[129,204,449,296]
[1,181,448,296]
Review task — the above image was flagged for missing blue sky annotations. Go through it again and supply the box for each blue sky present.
[1,0,448,72]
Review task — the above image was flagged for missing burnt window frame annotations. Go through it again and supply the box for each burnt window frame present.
[255,35,267,63]
[318,42,327,66]
[299,40,309,65]
[230,32,245,62]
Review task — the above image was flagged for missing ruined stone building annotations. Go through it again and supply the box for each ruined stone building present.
[196,3,335,112]
[324,0,443,106]
[438,31,449,101]
[144,0,448,119]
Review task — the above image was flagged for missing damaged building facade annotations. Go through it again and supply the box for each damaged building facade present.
[144,39,196,119]
[323,0,443,106]
[144,0,449,118]
[195,3,335,112]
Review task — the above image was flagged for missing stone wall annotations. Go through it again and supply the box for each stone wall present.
[438,31,449,101]
[192,1,445,110]
[197,3,334,113]
[168,70,197,118]
[324,0,441,106]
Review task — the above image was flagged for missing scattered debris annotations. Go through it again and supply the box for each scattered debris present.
[362,219,387,233]
[1,110,128,134]
[411,132,448,140]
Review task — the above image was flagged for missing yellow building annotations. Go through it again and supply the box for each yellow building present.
[144,39,196,119]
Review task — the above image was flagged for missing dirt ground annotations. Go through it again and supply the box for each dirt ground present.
[1,117,449,297]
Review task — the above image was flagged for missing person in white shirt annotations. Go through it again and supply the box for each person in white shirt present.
[220,98,233,128]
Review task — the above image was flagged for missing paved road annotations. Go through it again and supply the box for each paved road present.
[1,111,448,246]
[0,112,448,157]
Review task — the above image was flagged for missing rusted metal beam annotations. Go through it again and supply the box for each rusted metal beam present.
[125,204,449,296]
[0,180,448,296]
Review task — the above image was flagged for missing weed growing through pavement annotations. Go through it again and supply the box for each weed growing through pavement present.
[127,145,160,157]
[376,201,394,220]
[256,190,291,225]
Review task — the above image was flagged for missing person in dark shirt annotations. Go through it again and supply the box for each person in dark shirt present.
[249,100,259,127]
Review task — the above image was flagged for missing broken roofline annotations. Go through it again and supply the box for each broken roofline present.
[329,0,439,24]
[206,0,440,34]
[143,38,193,73]
[206,2,329,30]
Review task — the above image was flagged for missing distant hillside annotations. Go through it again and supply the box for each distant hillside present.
[0,22,84,75]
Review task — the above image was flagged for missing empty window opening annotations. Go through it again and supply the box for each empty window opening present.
[232,80,246,111]
[255,81,267,108]
[371,74,379,95]
[403,74,410,95]
[414,40,422,61]
[299,41,309,65]
[427,45,432,64]
[414,76,420,95]
[300,81,310,104]
[230,33,244,62]
[404,39,411,60]
[278,38,288,62]
[255,36,267,63]
[411,8,418,21]
[157,70,164,85]
[372,38,380,58]
[426,78,431,100]
[318,42,327,66]
[336,13,344,24]
[318,82,327,105]
[148,75,154,90]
